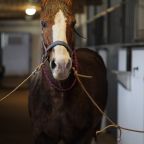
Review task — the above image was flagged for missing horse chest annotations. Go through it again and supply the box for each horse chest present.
[41,89,64,115]
[51,92,64,113]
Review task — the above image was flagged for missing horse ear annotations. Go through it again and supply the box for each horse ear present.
[64,0,72,6]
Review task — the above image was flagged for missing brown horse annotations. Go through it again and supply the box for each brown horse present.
[29,0,107,143]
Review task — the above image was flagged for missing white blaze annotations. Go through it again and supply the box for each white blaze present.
[51,10,72,80]
[52,9,70,65]
[52,10,67,43]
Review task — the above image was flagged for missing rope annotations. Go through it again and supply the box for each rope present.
[72,67,115,125]
[0,62,44,103]
[76,73,93,79]
[1,62,144,137]
[72,67,144,137]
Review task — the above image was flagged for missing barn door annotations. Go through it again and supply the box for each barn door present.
[118,49,144,144]
[1,32,31,76]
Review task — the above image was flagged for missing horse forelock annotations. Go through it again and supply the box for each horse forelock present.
[41,0,72,7]
[41,0,75,49]
[41,0,72,19]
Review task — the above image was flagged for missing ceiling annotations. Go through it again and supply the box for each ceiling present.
[0,0,40,20]
[0,0,102,20]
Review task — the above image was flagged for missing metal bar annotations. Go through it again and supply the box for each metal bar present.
[77,3,123,28]
[87,3,122,24]
[126,48,132,71]
[122,0,126,43]
[107,0,111,43]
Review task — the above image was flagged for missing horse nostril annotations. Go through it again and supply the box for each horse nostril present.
[50,59,57,70]
[66,59,72,69]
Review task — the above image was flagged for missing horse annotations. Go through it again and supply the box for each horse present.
[29,0,107,143]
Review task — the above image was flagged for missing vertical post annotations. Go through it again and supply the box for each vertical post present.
[87,3,95,46]
[0,34,2,66]
[126,48,132,71]
[122,0,126,43]
[107,0,111,43]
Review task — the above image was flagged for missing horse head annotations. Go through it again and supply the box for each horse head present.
[40,0,76,81]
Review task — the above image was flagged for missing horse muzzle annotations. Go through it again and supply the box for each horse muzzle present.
[50,58,72,80]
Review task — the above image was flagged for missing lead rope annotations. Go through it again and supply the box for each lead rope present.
[72,67,144,142]
[0,62,45,103]
[0,64,144,140]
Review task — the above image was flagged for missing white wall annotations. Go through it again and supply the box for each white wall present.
[0,20,41,71]
[2,33,31,76]
[118,49,144,144]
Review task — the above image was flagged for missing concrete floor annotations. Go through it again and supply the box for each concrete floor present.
[0,89,33,144]
[0,88,116,144]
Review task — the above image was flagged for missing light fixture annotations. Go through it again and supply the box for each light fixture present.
[25,6,36,16]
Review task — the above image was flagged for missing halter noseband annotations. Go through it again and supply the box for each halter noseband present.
[42,40,73,60]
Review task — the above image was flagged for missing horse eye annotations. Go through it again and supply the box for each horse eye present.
[41,21,47,28]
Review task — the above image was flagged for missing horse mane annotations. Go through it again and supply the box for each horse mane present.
[41,0,73,19]
[41,0,72,7]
